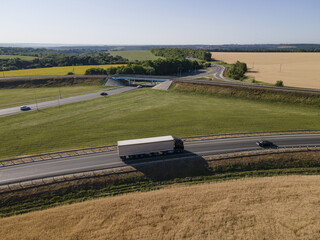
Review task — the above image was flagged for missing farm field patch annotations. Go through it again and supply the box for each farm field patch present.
[0,55,36,61]
[211,52,320,89]
[1,175,320,239]
[0,88,319,159]
[0,64,124,78]
[108,50,163,61]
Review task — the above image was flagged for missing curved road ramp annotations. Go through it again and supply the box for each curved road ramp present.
[152,80,173,91]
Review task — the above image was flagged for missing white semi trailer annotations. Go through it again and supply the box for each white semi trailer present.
[118,136,184,160]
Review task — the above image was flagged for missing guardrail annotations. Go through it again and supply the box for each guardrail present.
[0,145,319,194]
[0,145,116,167]
[1,130,319,167]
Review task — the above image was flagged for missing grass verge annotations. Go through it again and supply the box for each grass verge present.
[173,82,320,106]
[1,168,320,218]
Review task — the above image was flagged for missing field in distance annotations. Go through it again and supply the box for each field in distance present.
[1,175,320,239]
[0,64,124,78]
[1,88,319,159]
[0,55,36,61]
[211,52,320,89]
[108,50,162,61]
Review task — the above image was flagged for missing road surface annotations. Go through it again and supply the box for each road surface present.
[0,87,136,117]
[0,133,319,185]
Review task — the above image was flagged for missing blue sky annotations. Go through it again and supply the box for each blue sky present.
[0,0,319,45]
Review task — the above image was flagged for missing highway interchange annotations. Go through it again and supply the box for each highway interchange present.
[0,133,319,185]
[0,65,319,185]
[1,64,319,118]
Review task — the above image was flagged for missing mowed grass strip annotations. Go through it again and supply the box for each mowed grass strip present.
[108,50,163,61]
[0,86,113,109]
[0,55,36,61]
[1,89,319,159]
[0,64,124,78]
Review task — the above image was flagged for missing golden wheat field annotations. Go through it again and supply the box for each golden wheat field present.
[1,175,320,240]
[212,52,320,89]
[0,64,124,78]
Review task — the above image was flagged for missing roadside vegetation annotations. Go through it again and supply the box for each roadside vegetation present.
[225,60,247,80]
[173,82,320,106]
[1,87,319,159]
[1,164,320,217]
[108,50,162,61]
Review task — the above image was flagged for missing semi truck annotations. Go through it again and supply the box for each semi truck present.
[117,135,184,160]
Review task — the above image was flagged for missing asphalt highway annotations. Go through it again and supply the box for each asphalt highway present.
[0,87,136,117]
[0,133,319,185]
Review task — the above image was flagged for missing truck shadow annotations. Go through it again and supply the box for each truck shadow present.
[123,151,210,181]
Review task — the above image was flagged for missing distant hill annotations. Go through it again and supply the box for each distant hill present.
[0,43,319,52]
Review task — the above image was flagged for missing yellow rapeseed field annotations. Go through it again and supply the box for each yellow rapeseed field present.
[212,52,320,89]
[0,64,124,78]
[1,175,320,239]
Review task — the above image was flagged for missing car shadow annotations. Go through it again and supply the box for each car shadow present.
[122,151,210,180]
[261,144,278,149]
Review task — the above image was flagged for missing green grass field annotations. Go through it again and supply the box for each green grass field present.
[0,85,114,109]
[108,50,162,61]
[0,55,36,61]
[0,64,124,78]
[1,88,319,159]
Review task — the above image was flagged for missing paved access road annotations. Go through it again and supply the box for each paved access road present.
[176,64,229,81]
[0,133,319,185]
[0,87,136,117]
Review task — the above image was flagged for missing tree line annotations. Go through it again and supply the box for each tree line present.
[85,58,209,76]
[0,47,104,57]
[150,48,212,61]
[0,53,128,71]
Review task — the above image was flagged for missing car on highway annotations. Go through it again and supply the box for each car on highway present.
[20,106,31,111]
[136,85,143,88]
[100,92,108,96]
[256,140,274,147]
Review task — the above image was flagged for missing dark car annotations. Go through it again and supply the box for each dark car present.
[256,140,274,147]
[100,92,108,96]
[20,106,31,111]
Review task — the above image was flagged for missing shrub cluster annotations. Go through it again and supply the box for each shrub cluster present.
[226,61,247,80]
